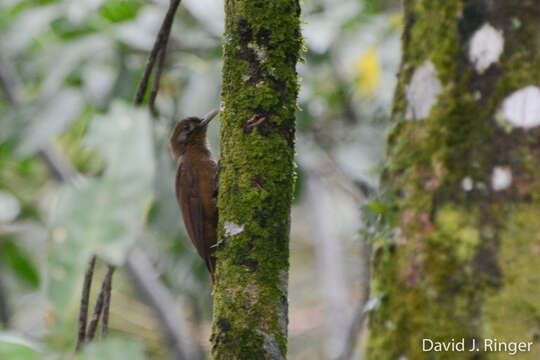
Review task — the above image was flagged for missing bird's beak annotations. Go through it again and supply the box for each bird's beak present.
[199,108,220,128]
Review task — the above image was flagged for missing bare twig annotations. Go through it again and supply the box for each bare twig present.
[148,41,168,112]
[126,247,201,360]
[75,255,97,351]
[101,265,114,338]
[86,265,115,342]
[134,0,182,106]
[85,285,104,341]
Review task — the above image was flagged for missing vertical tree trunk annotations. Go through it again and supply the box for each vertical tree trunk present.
[210,1,301,359]
[368,1,540,359]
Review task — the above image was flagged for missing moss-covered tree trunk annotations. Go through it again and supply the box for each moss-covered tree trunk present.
[368,1,540,359]
[210,1,301,359]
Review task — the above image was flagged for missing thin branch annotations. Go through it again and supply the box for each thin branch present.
[134,0,182,106]
[101,265,115,338]
[85,283,104,342]
[86,265,115,342]
[148,45,168,112]
[76,255,97,351]
[126,247,201,360]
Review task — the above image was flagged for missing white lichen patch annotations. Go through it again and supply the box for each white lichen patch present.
[469,23,504,73]
[461,177,473,192]
[405,60,442,120]
[224,221,244,237]
[364,296,381,312]
[473,90,482,101]
[248,42,267,63]
[499,86,540,129]
[491,166,512,191]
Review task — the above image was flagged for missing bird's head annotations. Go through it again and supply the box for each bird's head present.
[169,108,219,161]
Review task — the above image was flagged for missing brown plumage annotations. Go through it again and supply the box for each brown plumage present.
[169,109,219,284]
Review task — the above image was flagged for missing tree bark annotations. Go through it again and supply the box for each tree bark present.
[368,1,540,359]
[210,1,301,359]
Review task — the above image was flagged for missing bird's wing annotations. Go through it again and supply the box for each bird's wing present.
[176,162,208,264]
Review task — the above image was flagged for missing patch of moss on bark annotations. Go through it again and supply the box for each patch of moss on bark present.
[210,1,301,359]
[482,205,540,360]
[368,0,540,359]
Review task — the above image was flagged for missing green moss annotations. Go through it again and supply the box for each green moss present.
[482,205,540,359]
[369,0,540,358]
[210,0,301,358]
[368,202,483,359]
[432,205,480,263]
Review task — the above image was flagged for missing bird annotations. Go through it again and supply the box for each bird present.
[169,109,219,285]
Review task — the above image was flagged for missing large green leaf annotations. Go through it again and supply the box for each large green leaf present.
[48,101,154,310]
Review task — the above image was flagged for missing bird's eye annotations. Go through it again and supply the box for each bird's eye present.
[183,124,190,131]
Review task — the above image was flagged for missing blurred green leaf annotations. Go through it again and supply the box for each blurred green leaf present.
[50,17,97,39]
[0,239,40,288]
[0,334,41,360]
[367,200,386,215]
[76,337,147,360]
[48,101,154,310]
[100,0,143,23]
